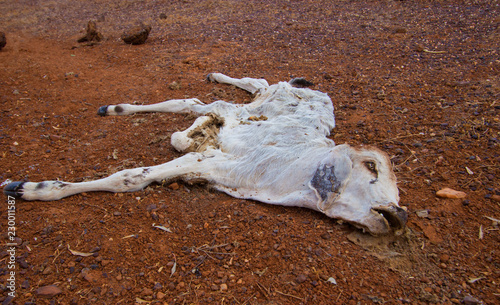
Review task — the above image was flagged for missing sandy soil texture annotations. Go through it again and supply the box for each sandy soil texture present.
[0,0,499,304]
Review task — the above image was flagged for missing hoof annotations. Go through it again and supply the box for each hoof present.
[97,105,108,116]
[3,181,25,198]
[206,73,217,83]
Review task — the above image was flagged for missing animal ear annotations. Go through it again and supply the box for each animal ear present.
[310,154,352,203]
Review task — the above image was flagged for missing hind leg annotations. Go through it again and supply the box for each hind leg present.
[207,73,269,95]
[3,151,227,201]
[98,98,207,116]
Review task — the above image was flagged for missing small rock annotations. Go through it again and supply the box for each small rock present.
[168,182,180,190]
[122,23,152,45]
[416,209,429,218]
[463,295,482,305]
[169,81,181,90]
[320,233,330,240]
[394,27,407,34]
[36,285,62,298]
[220,283,228,291]
[296,274,308,284]
[113,211,122,216]
[159,13,167,19]
[491,195,500,202]
[0,32,6,50]
[210,284,219,291]
[42,266,53,275]
[2,296,14,305]
[80,268,96,282]
[439,254,450,263]
[18,259,29,269]
[142,288,153,296]
[157,291,166,299]
[436,188,467,199]
[21,280,30,289]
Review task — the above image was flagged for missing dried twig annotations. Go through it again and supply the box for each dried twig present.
[275,290,305,301]
[256,282,270,300]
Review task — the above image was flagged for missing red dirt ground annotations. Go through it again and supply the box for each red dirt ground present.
[0,1,499,304]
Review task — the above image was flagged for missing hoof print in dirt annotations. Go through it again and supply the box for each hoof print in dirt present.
[0,32,6,50]
[121,24,152,45]
[77,20,103,44]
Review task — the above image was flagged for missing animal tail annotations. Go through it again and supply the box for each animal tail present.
[289,78,314,88]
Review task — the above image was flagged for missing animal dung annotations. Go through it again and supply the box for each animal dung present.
[0,31,6,50]
[121,24,152,45]
[77,20,103,44]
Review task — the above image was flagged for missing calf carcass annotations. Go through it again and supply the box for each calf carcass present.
[3,73,407,234]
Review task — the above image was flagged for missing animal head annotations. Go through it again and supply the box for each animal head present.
[311,144,406,235]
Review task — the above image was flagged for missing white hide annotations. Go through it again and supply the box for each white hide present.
[3,73,406,234]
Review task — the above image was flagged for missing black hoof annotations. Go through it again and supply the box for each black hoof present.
[97,105,109,116]
[3,181,25,198]
[206,73,217,83]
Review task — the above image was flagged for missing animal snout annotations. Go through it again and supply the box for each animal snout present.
[372,204,408,232]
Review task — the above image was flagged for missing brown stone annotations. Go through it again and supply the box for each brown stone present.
[168,182,180,190]
[35,285,62,298]
[157,291,166,299]
[436,188,467,199]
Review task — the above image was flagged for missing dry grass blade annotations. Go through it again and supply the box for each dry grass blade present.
[275,290,305,301]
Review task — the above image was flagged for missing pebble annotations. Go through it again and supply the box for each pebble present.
[36,285,62,298]
[491,195,500,202]
[169,81,181,90]
[436,188,467,199]
[463,295,482,305]
[42,266,53,275]
[157,291,166,299]
[320,233,331,240]
[168,182,180,190]
[220,283,228,291]
[439,254,450,263]
[21,280,30,289]
[146,204,157,211]
[142,288,153,296]
[296,274,308,284]
[80,268,96,282]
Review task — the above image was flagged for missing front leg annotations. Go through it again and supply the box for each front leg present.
[97,98,206,116]
[3,152,225,201]
[207,73,269,95]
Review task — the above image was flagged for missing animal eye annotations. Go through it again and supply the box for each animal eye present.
[365,161,377,174]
